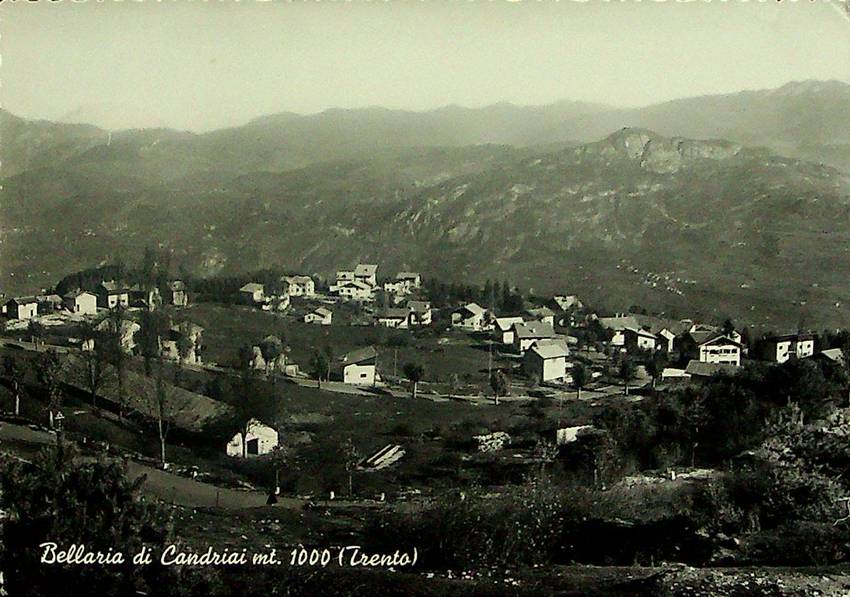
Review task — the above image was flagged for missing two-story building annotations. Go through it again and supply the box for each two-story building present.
[764,333,816,363]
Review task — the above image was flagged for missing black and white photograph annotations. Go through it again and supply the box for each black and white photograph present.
[1,1,850,595]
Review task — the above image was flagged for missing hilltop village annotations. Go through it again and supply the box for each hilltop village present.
[3,252,850,594]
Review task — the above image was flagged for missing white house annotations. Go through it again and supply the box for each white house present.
[396,272,421,290]
[526,307,556,327]
[239,283,265,304]
[281,275,315,297]
[406,301,432,326]
[96,282,130,309]
[337,346,378,386]
[334,280,374,302]
[512,321,558,353]
[383,280,408,295]
[226,419,279,457]
[523,339,569,384]
[304,306,333,325]
[354,264,378,287]
[376,307,410,329]
[764,333,815,363]
[336,270,356,285]
[685,331,742,366]
[261,293,290,312]
[451,303,488,331]
[4,297,39,320]
[552,295,582,311]
[494,316,525,345]
[623,327,658,351]
[598,315,640,346]
[160,322,204,366]
[63,291,98,316]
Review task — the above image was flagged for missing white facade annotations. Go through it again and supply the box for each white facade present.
[523,341,568,384]
[226,419,279,457]
[698,338,741,366]
[343,362,376,385]
[282,276,315,297]
[767,336,815,363]
[64,292,98,316]
[335,281,373,301]
[304,308,332,325]
[239,283,265,304]
[452,303,487,331]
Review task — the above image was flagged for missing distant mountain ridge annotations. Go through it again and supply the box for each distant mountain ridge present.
[2,80,850,331]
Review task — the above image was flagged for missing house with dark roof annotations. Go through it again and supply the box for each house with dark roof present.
[523,339,569,384]
[336,346,378,386]
[685,359,740,381]
[526,307,555,326]
[623,327,658,352]
[512,321,558,353]
[407,300,432,326]
[451,302,489,331]
[4,297,39,320]
[165,280,188,307]
[763,333,815,363]
[376,307,411,329]
[680,330,743,366]
[96,281,130,309]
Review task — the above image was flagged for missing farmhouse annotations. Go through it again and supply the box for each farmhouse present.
[406,300,432,326]
[598,315,640,346]
[96,281,130,309]
[681,330,743,366]
[334,280,374,302]
[526,307,555,326]
[354,264,378,287]
[512,321,558,353]
[304,306,333,325]
[226,419,279,458]
[523,339,569,384]
[376,307,410,329]
[63,291,98,316]
[552,295,582,311]
[239,283,265,305]
[4,297,39,320]
[337,346,378,386]
[262,293,290,312]
[36,294,63,315]
[281,275,315,297]
[164,280,188,307]
[451,302,488,331]
[396,272,421,290]
[494,316,525,345]
[623,327,658,352]
[764,333,815,363]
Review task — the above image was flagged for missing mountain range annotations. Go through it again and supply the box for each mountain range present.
[2,80,849,332]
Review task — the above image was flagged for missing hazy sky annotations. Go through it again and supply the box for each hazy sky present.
[2,1,849,132]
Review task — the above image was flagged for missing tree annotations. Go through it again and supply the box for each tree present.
[618,357,637,396]
[36,351,64,430]
[0,445,178,597]
[402,362,424,399]
[490,370,509,405]
[447,373,460,398]
[76,323,111,410]
[572,362,588,401]
[232,372,272,459]
[309,350,330,389]
[645,350,668,391]
[3,356,25,416]
[152,359,177,466]
[138,309,167,376]
[104,307,131,416]
[342,437,360,497]
[27,320,45,346]
[258,335,284,376]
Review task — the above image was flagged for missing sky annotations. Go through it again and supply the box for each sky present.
[1,0,849,132]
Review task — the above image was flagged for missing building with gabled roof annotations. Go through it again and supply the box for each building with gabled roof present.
[376,307,410,329]
[523,339,569,384]
[239,283,265,304]
[96,281,130,309]
[226,419,279,457]
[281,275,315,297]
[512,321,558,353]
[4,297,39,320]
[494,316,525,345]
[763,333,815,363]
[406,300,432,326]
[354,264,378,287]
[337,345,378,385]
[451,302,489,331]
[63,290,98,316]
[304,306,333,325]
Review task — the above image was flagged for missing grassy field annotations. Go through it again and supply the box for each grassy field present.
[181,302,501,388]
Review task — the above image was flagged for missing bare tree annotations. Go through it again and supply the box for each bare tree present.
[342,437,360,497]
[76,322,111,410]
[152,358,177,467]
[104,307,131,417]
[3,356,25,416]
